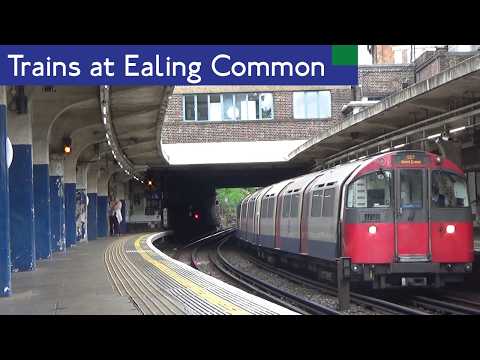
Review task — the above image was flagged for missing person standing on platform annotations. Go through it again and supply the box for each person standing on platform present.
[112,198,123,236]
[109,197,116,236]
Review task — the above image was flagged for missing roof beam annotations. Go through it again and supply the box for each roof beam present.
[128,151,158,159]
[121,139,157,150]
[314,144,344,151]
[366,121,399,130]
[411,101,448,113]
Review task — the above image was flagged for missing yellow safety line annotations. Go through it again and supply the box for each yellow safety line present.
[133,235,251,315]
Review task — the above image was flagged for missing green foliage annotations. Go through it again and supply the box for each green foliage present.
[216,187,257,227]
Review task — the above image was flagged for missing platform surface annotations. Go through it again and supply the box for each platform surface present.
[0,236,139,315]
[106,232,297,315]
[0,233,296,315]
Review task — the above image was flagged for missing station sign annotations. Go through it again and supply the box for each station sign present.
[0,45,358,85]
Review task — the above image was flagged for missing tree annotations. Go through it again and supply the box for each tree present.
[216,187,257,228]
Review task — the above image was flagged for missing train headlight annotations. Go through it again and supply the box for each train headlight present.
[446,225,455,234]
[465,263,472,272]
[368,225,377,234]
[352,264,361,273]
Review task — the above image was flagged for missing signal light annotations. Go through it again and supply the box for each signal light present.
[147,180,153,187]
[193,212,200,221]
[63,137,72,155]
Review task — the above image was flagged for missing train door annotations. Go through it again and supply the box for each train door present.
[394,168,430,261]
[285,191,301,253]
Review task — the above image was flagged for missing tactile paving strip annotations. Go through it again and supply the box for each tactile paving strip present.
[105,233,297,315]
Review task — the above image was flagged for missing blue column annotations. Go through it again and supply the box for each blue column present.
[87,193,97,240]
[97,196,108,237]
[9,144,35,271]
[65,183,76,247]
[0,97,11,296]
[33,164,51,260]
[49,176,65,252]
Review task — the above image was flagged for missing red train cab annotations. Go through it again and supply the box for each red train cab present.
[343,150,474,288]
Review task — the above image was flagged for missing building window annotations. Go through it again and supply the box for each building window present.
[293,91,331,119]
[184,95,196,121]
[183,93,274,121]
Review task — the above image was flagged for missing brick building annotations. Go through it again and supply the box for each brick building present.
[161,66,417,148]
[160,46,480,165]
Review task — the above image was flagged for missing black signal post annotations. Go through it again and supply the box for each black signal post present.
[336,257,352,311]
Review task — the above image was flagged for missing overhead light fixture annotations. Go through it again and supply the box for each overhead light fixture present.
[394,143,406,149]
[449,126,466,134]
[427,133,441,140]
[380,147,390,153]
[63,137,72,155]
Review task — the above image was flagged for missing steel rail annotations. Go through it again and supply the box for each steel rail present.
[237,245,427,315]
[214,237,341,315]
[408,295,480,315]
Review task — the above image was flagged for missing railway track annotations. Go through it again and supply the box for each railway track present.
[205,236,341,315]
[234,243,427,315]
[173,228,235,263]
[399,295,480,315]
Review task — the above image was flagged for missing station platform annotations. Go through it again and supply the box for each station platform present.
[0,236,139,315]
[105,232,297,315]
[0,233,296,315]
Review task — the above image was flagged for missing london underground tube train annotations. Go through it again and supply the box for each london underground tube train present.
[237,150,474,289]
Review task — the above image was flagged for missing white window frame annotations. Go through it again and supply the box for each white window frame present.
[293,90,332,120]
[182,92,274,122]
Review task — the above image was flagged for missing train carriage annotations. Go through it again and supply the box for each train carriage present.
[237,150,474,289]
[258,179,292,249]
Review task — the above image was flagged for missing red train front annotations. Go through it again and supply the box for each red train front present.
[343,150,474,288]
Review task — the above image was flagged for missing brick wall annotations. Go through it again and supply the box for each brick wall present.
[358,65,415,99]
[372,45,395,64]
[162,88,353,144]
[415,50,476,82]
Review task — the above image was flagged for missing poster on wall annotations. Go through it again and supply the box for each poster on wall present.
[75,189,87,242]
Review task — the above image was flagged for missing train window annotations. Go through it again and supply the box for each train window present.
[400,170,423,209]
[311,190,323,217]
[347,171,392,208]
[282,195,292,218]
[267,197,275,218]
[431,171,469,208]
[290,193,300,218]
[322,188,335,217]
